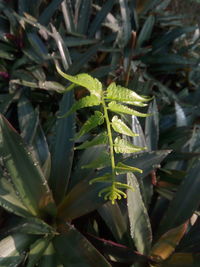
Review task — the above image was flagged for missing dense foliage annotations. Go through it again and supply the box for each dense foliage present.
[0,0,200,266]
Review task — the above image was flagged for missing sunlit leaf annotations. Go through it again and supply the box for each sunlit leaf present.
[108,101,150,117]
[106,82,151,104]
[111,116,138,137]
[56,66,102,98]
[114,137,147,154]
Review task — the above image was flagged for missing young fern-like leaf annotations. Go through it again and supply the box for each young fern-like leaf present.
[82,151,110,169]
[75,111,104,139]
[59,95,101,117]
[89,174,112,184]
[56,66,102,98]
[108,101,151,117]
[57,68,151,204]
[111,116,138,137]
[106,82,152,105]
[115,162,143,174]
[114,136,147,154]
[98,182,134,205]
[75,132,108,150]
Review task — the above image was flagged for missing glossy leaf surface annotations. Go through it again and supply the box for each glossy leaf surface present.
[0,115,56,217]
[53,226,111,267]
[127,173,152,254]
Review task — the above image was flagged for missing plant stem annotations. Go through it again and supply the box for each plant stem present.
[102,97,116,182]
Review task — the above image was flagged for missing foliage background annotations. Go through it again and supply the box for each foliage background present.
[0,0,200,266]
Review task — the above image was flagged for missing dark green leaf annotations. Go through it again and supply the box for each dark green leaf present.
[39,0,64,25]
[49,91,75,204]
[53,226,111,267]
[137,15,155,47]
[0,233,37,267]
[67,43,101,75]
[0,115,56,217]
[88,0,115,37]
[11,217,56,235]
[98,202,133,246]
[38,242,60,267]
[26,32,48,59]
[57,178,108,221]
[122,150,171,179]
[27,236,52,267]
[77,0,91,34]
[0,94,17,115]
[145,99,159,150]
[118,0,131,48]
[158,159,200,235]
[152,26,196,52]
[0,178,31,218]
[18,96,39,144]
[127,173,152,254]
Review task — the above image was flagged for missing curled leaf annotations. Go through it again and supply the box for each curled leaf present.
[98,182,134,205]
[89,174,112,184]
[115,162,143,174]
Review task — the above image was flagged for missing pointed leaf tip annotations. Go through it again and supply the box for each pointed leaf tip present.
[56,65,102,98]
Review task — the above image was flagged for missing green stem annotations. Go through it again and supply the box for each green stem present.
[102,97,116,183]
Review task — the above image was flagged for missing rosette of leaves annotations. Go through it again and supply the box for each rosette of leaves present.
[56,67,152,204]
